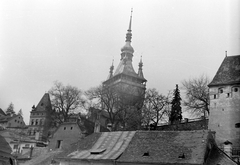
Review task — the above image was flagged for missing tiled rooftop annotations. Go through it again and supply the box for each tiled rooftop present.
[118,130,209,164]
[67,131,135,160]
[209,55,240,86]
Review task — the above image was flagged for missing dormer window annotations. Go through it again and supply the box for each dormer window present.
[143,151,150,156]
[90,148,106,154]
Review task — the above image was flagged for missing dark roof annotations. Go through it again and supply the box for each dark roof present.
[0,108,6,116]
[205,145,237,165]
[0,135,12,154]
[118,130,209,164]
[113,60,147,82]
[33,93,52,112]
[209,55,240,87]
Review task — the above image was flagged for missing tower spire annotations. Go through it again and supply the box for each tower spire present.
[107,59,114,79]
[128,8,133,32]
[138,56,144,79]
[121,9,134,57]
[125,9,133,42]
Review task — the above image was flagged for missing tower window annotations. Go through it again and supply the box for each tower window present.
[63,127,66,130]
[219,88,223,93]
[227,93,230,98]
[70,127,73,130]
[235,123,240,128]
[213,95,217,99]
[56,140,62,149]
[234,88,238,92]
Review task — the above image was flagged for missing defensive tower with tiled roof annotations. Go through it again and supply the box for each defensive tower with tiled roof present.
[208,55,240,149]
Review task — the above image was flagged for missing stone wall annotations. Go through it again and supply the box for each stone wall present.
[208,85,240,148]
[153,119,208,131]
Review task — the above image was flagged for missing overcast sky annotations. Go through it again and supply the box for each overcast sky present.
[0,0,239,124]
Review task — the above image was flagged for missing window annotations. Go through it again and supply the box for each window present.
[35,119,38,125]
[70,127,73,130]
[219,88,223,93]
[39,119,42,125]
[90,148,106,154]
[227,93,230,98]
[13,145,18,149]
[143,152,150,156]
[234,87,238,92]
[63,127,66,130]
[41,103,44,106]
[31,119,34,125]
[56,140,62,149]
[235,123,240,128]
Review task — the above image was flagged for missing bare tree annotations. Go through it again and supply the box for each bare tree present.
[49,81,85,124]
[85,85,121,130]
[181,74,210,118]
[85,85,144,131]
[142,88,171,129]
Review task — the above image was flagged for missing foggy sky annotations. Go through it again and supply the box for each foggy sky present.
[0,0,239,124]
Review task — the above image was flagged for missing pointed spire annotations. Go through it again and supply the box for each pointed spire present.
[138,56,144,79]
[107,59,114,79]
[126,8,133,42]
[121,9,134,55]
[128,8,133,32]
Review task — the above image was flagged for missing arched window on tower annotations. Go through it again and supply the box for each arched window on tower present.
[218,88,224,94]
[35,119,38,125]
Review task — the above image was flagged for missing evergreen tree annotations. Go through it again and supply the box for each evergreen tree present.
[18,109,23,116]
[6,102,15,116]
[169,84,182,124]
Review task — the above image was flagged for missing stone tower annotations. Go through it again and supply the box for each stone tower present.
[28,93,53,141]
[102,10,147,129]
[208,55,240,148]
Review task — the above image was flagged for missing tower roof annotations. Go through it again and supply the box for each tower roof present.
[112,10,146,82]
[208,55,240,87]
[33,93,52,112]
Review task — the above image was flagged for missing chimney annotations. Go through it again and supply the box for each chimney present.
[107,123,112,132]
[223,140,232,157]
[94,110,101,133]
[29,146,34,158]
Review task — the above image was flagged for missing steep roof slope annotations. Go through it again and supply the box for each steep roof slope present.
[0,108,6,116]
[209,55,240,87]
[34,93,52,112]
[205,145,237,165]
[118,130,209,164]
[66,131,135,160]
